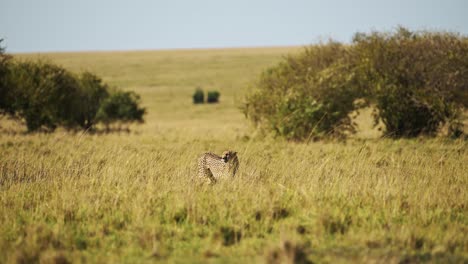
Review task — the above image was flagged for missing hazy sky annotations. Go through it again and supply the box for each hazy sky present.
[1,0,467,53]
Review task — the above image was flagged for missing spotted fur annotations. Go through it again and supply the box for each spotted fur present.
[197,150,239,184]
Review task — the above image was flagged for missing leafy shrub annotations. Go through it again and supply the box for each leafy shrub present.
[193,88,204,104]
[243,42,361,140]
[0,39,14,115]
[353,27,468,137]
[244,27,468,140]
[6,60,83,131]
[77,72,110,129]
[96,90,146,127]
[207,91,220,103]
[0,51,146,132]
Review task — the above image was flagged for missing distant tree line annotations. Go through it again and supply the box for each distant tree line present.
[243,27,468,140]
[0,39,145,132]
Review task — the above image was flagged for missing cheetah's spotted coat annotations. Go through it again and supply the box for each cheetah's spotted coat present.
[197,150,239,184]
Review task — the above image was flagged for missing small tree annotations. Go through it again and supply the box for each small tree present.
[193,88,204,104]
[207,91,220,103]
[96,90,146,130]
[244,28,468,140]
[7,60,83,131]
[0,39,14,115]
[1,52,147,133]
[77,72,110,129]
[243,42,360,140]
[353,27,468,137]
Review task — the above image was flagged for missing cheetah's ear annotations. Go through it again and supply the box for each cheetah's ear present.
[222,152,229,162]
[232,152,237,156]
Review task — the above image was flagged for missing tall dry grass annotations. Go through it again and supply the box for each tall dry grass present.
[1,132,466,263]
[1,47,467,263]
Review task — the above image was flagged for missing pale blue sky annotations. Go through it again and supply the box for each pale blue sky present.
[1,0,467,53]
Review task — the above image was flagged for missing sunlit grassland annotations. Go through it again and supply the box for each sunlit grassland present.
[14,47,300,137]
[1,47,467,263]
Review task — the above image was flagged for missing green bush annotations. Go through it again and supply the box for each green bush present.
[77,72,110,129]
[243,42,361,140]
[193,88,204,104]
[0,52,146,132]
[244,27,468,140]
[353,27,468,137]
[6,60,83,131]
[96,90,146,127]
[207,91,220,103]
[0,39,14,115]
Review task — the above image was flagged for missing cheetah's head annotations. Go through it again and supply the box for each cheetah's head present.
[222,150,237,162]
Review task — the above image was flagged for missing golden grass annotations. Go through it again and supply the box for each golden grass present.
[1,47,467,263]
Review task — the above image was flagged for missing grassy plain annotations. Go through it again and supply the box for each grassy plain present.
[1,47,467,263]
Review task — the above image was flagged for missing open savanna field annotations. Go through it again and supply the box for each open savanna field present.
[1,47,467,263]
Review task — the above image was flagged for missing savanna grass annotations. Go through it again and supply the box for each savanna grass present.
[1,47,467,263]
[1,133,466,263]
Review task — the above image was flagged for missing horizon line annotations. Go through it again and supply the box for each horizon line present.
[9,44,308,55]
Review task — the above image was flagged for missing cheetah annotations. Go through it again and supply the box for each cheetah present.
[197,150,239,184]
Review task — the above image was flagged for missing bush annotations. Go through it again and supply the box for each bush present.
[193,88,204,104]
[353,27,468,137]
[96,90,146,128]
[244,27,468,140]
[0,52,146,132]
[243,42,361,140]
[6,60,83,131]
[0,39,14,115]
[77,72,110,129]
[207,91,220,103]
